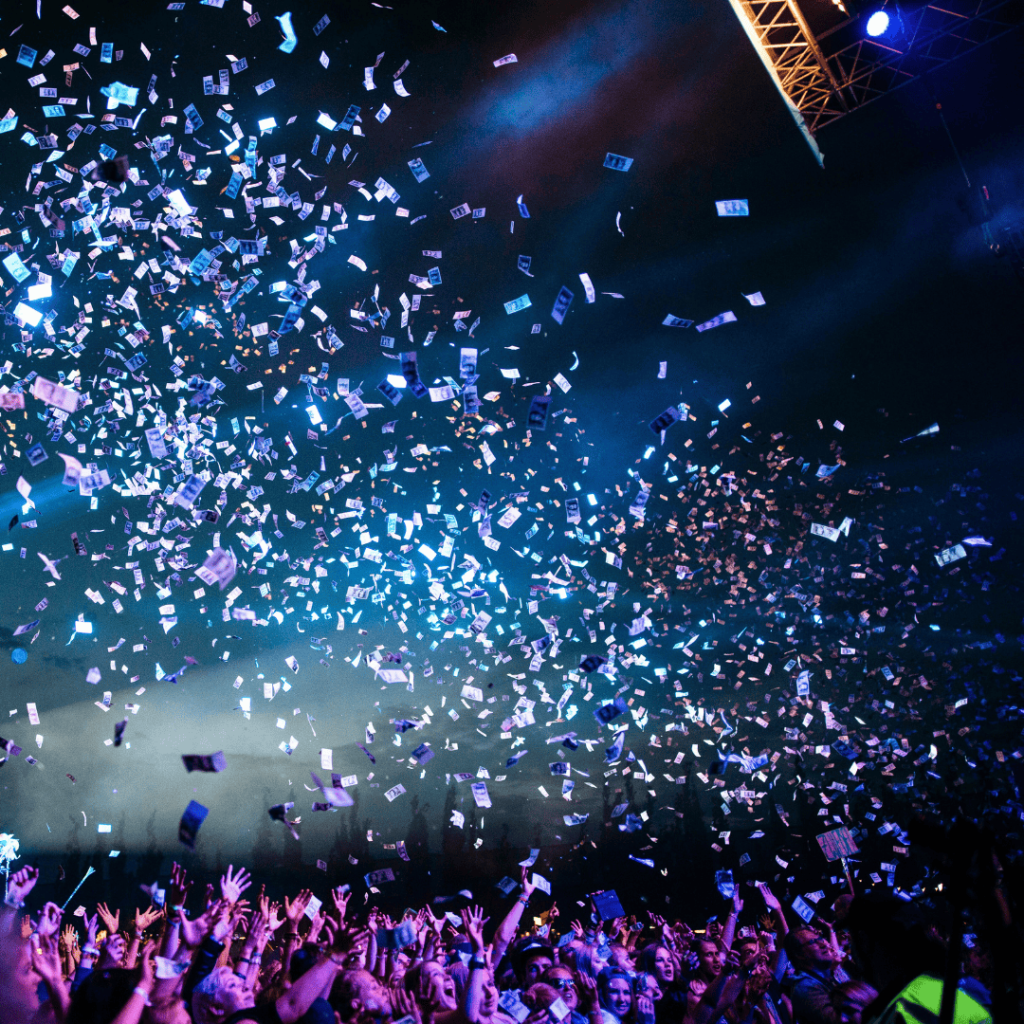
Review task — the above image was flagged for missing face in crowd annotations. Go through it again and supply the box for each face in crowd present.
[696,940,724,980]
[523,951,553,986]
[543,967,579,1011]
[792,929,837,969]
[651,946,675,985]
[604,975,633,1020]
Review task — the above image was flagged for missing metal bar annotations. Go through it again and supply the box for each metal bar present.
[730,0,1024,149]
[727,0,826,165]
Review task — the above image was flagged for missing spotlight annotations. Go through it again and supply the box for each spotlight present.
[866,10,890,36]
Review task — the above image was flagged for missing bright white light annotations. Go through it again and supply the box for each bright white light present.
[866,10,889,36]
[13,302,42,327]
[386,374,407,390]
[27,282,51,301]
[258,117,277,131]
[166,188,191,217]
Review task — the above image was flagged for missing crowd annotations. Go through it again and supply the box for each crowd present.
[0,857,1006,1024]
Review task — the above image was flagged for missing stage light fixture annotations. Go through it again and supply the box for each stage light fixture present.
[865,10,890,36]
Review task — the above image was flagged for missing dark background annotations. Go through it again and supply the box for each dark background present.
[0,0,1022,922]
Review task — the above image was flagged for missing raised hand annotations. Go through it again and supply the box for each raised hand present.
[637,993,656,1024]
[168,862,192,910]
[391,986,425,1024]
[520,865,537,898]
[331,885,351,921]
[461,904,490,953]
[732,891,744,915]
[210,899,235,944]
[136,940,156,996]
[31,932,64,987]
[60,923,79,955]
[576,971,599,1012]
[283,889,312,925]
[36,902,64,939]
[331,922,370,962]
[267,902,285,932]
[229,902,250,933]
[178,899,221,949]
[425,906,445,937]
[219,865,252,905]
[757,882,781,914]
[96,901,120,935]
[6,865,39,905]
[307,910,326,944]
[134,905,163,935]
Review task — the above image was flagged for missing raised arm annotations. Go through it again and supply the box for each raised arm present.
[126,905,163,969]
[692,952,746,1024]
[721,891,743,952]
[492,866,537,964]
[162,862,193,960]
[274,923,368,1024]
[32,924,72,1022]
[461,905,491,1024]
[109,941,156,1024]
[2,866,39,929]
[281,888,312,979]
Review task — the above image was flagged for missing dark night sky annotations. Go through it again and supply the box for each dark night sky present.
[0,0,1022,913]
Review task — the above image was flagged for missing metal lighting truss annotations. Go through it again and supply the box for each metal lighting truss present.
[729,0,1024,162]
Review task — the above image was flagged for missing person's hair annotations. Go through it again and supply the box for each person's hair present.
[597,967,634,1016]
[783,928,818,963]
[290,942,320,981]
[496,962,519,991]
[541,965,578,984]
[401,960,428,995]
[635,971,660,997]
[331,969,375,1021]
[636,943,670,976]
[402,958,447,997]
[66,968,137,1024]
[524,982,561,1011]
[510,937,556,980]
[191,966,236,1024]
[574,944,607,980]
